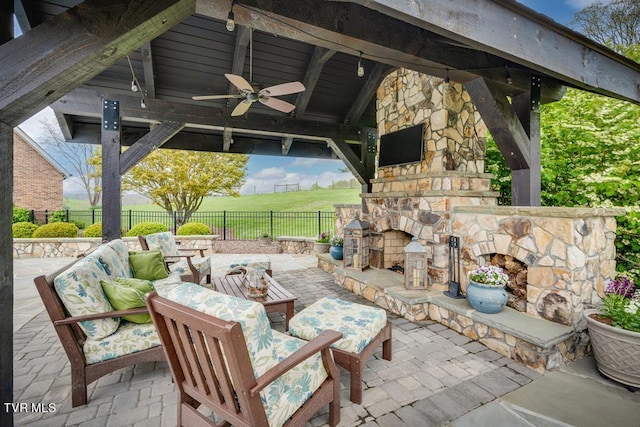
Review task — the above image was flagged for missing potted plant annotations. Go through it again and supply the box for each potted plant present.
[314,232,331,254]
[584,274,640,389]
[466,265,509,314]
[329,235,344,260]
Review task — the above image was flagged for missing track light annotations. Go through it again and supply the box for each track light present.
[357,52,365,77]
[226,1,235,31]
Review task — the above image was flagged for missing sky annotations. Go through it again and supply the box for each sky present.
[17,0,605,197]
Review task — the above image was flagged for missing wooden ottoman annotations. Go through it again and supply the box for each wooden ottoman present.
[289,297,392,404]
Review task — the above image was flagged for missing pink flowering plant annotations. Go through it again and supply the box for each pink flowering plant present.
[599,275,640,332]
[467,265,509,287]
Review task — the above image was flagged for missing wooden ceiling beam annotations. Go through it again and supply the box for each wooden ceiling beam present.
[0,0,196,127]
[54,111,73,140]
[345,63,394,126]
[52,87,361,142]
[351,0,640,105]
[281,136,293,155]
[141,42,156,99]
[120,121,185,174]
[228,25,251,108]
[195,0,566,104]
[294,46,335,118]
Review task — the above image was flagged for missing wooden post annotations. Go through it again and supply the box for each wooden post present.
[0,2,13,423]
[102,99,122,241]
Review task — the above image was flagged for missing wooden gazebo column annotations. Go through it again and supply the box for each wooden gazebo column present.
[465,75,542,206]
[101,100,123,240]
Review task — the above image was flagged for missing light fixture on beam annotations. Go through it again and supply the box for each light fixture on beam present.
[226,1,235,32]
[357,52,365,77]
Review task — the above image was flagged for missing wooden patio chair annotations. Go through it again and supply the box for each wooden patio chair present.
[146,290,343,427]
[138,232,211,284]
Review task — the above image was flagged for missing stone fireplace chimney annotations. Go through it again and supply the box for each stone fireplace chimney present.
[336,69,498,290]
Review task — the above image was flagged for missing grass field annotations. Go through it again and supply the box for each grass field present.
[62,188,362,238]
[64,188,361,211]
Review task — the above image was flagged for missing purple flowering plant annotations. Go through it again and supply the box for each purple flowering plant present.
[600,275,640,332]
[467,265,509,287]
[316,231,331,243]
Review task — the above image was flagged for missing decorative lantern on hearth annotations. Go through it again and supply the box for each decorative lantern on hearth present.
[404,237,428,290]
[343,215,370,271]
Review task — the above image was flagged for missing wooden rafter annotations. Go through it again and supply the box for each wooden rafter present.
[294,46,336,118]
[0,0,196,127]
[141,42,156,99]
[345,63,394,125]
[120,121,185,174]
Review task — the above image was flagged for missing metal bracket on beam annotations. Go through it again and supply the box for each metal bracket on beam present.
[102,100,120,130]
[531,75,541,112]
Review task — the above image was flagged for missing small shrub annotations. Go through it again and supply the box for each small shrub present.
[33,222,79,238]
[12,222,39,238]
[72,220,86,230]
[49,210,67,223]
[126,222,168,237]
[176,222,210,236]
[12,206,31,223]
[84,223,102,238]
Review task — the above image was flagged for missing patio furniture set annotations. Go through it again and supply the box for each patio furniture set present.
[33,232,392,426]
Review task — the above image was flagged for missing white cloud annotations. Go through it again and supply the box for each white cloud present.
[290,157,343,168]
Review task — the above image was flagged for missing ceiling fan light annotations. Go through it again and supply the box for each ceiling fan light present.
[226,11,235,31]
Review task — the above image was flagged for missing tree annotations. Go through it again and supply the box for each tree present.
[39,117,102,207]
[122,149,248,225]
[571,0,640,51]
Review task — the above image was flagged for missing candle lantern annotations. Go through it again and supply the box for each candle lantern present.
[404,237,428,290]
[343,215,370,271]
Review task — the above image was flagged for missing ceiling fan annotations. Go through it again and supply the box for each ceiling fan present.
[192,29,305,116]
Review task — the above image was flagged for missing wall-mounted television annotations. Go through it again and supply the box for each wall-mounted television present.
[378,124,424,167]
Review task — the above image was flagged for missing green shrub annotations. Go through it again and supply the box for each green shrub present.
[33,222,79,238]
[49,210,67,223]
[12,206,31,223]
[84,223,102,238]
[12,222,39,238]
[126,222,168,237]
[176,222,210,236]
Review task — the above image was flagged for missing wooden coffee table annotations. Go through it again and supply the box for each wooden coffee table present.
[212,274,297,330]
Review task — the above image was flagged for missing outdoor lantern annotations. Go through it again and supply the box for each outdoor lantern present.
[343,215,370,271]
[404,237,429,290]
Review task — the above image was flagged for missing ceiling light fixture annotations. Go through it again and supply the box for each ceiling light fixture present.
[226,1,235,32]
[357,52,365,77]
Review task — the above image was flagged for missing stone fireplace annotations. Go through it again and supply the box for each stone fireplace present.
[333,69,622,331]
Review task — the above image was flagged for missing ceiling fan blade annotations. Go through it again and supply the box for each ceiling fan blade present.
[259,97,296,114]
[231,99,253,116]
[259,81,305,97]
[225,73,254,92]
[192,94,244,101]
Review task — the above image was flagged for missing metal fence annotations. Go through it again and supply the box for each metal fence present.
[27,209,336,240]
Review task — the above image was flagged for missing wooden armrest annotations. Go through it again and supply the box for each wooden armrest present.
[177,247,206,256]
[250,330,342,396]
[53,307,149,326]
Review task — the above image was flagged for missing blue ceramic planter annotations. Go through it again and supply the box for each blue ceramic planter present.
[329,245,343,260]
[466,280,508,314]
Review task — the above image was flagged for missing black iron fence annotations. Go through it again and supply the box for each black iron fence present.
[26,209,335,240]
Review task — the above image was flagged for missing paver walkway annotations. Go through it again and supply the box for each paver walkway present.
[13,261,541,426]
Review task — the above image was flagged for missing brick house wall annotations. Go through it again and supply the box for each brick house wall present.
[13,128,66,212]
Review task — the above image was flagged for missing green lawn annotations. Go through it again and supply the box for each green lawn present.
[64,188,361,212]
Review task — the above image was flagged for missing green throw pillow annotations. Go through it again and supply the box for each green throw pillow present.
[100,279,153,324]
[128,250,169,281]
[115,277,155,291]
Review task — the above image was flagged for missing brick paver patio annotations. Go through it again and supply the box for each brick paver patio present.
[13,266,541,426]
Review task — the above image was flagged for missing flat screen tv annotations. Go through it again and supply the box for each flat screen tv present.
[378,124,424,167]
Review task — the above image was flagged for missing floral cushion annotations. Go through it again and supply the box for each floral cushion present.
[264,331,328,427]
[90,244,131,280]
[105,239,134,276]
[229,255,271,272]
[289,297,387,354]
[54,254,120,340]
[83,321,161,365]
[144,231,180,255]
[160,283,278,377]
[169,257,211,276]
